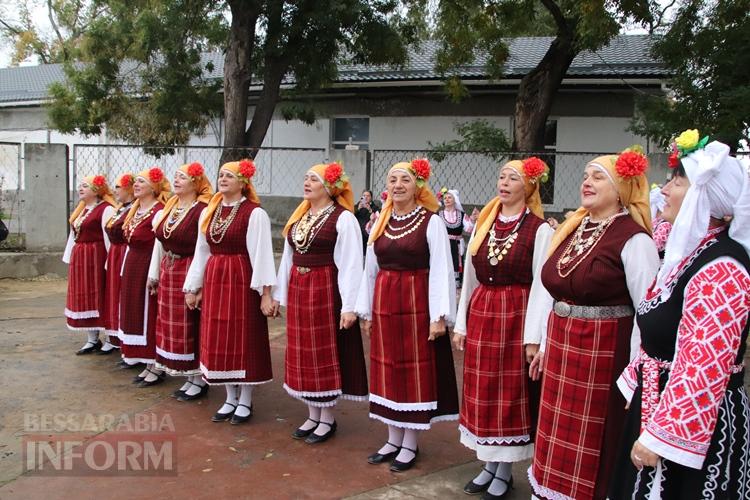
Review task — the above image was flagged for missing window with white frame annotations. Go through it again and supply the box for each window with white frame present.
[331,117,370,150]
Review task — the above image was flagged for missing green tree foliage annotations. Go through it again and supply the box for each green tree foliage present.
[428,119,511,161]
[428,0,656,151]
[630,0,750,151]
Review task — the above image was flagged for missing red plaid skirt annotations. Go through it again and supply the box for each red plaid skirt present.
[200,254,272,385]
[530,311,632,500]
[103,242,127,345]
[119,247,158,363]
[155,256,200,375]
[65,240,108,330]
[369,269,459,429]
[284,264,368,404]
[460,283,540,447]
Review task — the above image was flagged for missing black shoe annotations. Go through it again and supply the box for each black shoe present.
[116,360,142,370]
[389,446,419,473]
[171,388,187,398]
[76,340,102,355]
[367,443,400,465]
[291,419,319,440]
[211,402,237,423]
[177,383,209,402]
[463,467,495,495]
[230,403,253,425]
[304,420,337,444]
[96,346,116,355]
[137,371,166,388]
[480,475,513,500]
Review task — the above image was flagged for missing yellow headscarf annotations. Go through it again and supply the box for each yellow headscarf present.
[201,160,261,234]
[368,160,440,244]
[548,151,652,255]
[282,163,355,236]
[69,175,117,224]
[154,162,214,227]
[469,158,547,256]
[123,167,173,227]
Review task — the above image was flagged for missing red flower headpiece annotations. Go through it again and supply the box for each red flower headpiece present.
[186,162,204,179]
[667,144,679,169]
[323,162,348,189]
[522,157,549,184]
[409,158,431,187]
[91,175,106,191]
[237,159,256,183]
[380,190,388,201]
[119,173,135,189]
[148,167,164,184]
[615,149,648,179]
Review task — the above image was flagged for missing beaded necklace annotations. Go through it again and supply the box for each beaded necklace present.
[73,201,101,240]
[124,202,157,242]
[291,203,336,254]
[162,200,198,240]
[556,211,626,278]
[440,209,463,229]
[107,202,132,228]
[385,207,427,240]
[208,199,244,244]
[486,209,527,266]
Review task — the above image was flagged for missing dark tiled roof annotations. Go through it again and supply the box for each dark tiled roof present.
[0,35,666,104]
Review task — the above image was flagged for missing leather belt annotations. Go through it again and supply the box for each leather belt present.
[553,301,634,319]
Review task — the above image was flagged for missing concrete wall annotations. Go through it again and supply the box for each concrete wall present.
[23,143,68,251]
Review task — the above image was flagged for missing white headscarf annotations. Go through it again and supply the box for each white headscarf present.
[649,185,666,219]
[446,189,465,213]
[657,141,750,290]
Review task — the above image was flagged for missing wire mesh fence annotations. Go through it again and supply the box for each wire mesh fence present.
[0,142,23,250]
[72,145,328,206]
[369,150,672,215]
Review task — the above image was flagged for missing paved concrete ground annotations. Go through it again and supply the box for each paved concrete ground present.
[0,278,531,499]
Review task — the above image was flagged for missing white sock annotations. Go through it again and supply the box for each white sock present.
[183,375,205,396]
[472,461,498,485]
[218,385,238,414]
[487,462,512,496]
[378,425,404,454]
[178,378,192,393]
[100,340,115,352]
[300,405,321,431]
[312,407,335,436]
[81,331,99,349]
[394,429,419,462]
[137,367,150,378]
[234,385,253,417]
[142,365,163,383]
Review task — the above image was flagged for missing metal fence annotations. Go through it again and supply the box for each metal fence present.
[369,150,671,214]
[71,145,328,205]
[0,142,23,250]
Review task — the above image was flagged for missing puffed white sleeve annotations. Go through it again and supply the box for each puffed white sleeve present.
[523,223,555,349]
[62,230,75,264]
[246,207,276,294]
[147,210,164,283]
[334,211,364,313]
[273,239,293,306]
[454,227,479,335]
[621,232,660,361]
[183,208,209,293]
[355,242,380,320]
[101,205,116,252]
[427,214,457,326]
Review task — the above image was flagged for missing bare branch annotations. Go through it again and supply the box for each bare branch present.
[47,0,69,60]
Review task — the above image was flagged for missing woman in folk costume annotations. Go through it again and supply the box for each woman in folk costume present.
[650,183,672,258]
[183,160,276,425]
[527,148,660,500]
[272,162,368,444]
[147,163,212,401]
[610,132,750,499]
[104,173,135,361]
[355,159,459,472]
[119,167,171,385]
[452,158,553,499]
[63,175,116,354]
[437,188,477,289]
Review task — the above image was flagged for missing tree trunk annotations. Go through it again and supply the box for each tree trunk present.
[244,59,288,154]
[512,36,578,152]
[221,1,259,164]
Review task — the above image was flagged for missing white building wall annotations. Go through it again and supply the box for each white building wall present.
[370,116,512,150]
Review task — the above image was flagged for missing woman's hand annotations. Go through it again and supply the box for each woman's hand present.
[529,349,544,381]
[452,332,465,351]
[185,289,202,310]
[525,343,540,364]
[429,318,447,341]
[631,440,660,469]
[270,300,281,318]
[361,319,371,338]
[340,312,357,330]
[470,208,480,222]
[147,279,159,296]
[260,293,274,317]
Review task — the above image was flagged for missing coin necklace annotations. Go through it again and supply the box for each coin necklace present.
[556,211,625,278]
[124,202,157,241]
[291,203,335,253]
[162,200,198,240]
[208,199,244,244]
[72,201,101,240]
[486,208,528,266]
